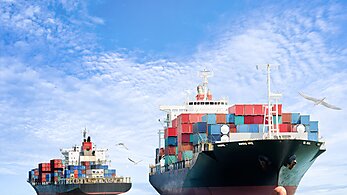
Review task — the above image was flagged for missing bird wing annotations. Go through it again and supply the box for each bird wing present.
[298,92,320,102]
[135,160,143,164]
[321,101,342,110]
[128,158,135,163]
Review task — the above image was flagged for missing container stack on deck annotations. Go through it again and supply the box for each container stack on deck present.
[160,104,320,167]
[30,160,117,184]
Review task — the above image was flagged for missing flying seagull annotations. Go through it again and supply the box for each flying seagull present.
[299,92,342,110]
[116,143,129,150]
[128,158,142,165]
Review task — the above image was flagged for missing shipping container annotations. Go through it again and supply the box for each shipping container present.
[202,114,217,124]
[279,124,292,132]
[182,151,193,160]
[193,122,207,133]
[229,124,237,133]
[308,121,319,132]
[180,143,193,151]
[258,124,269,133]
[234,116,244,125]
[165,155,177,165]
[253,116,263,124]
[228,104,245,115]
[193,133,207,145]
[308,131,318,141]
[181,133,192,143]
[165,137,177,146]
[178,123,193,133]
[299,115,310,125]
[253,104,264,115]
[216,114,227,124]
[244,116,254,124]
[226,114,235,123]
[165,127,177,138]
[244,105,254,115]
[165,146,176,155]
[291,113,300,124]
[172,118,178,128]
[273,116,282,124]
[282,113,292,124]
[207,134,221,143]
[207,124,221,135]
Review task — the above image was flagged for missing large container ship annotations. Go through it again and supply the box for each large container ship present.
[28,130,131,195]
[149,66,326,195]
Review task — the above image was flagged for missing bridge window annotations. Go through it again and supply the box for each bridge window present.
[189,102,193,105]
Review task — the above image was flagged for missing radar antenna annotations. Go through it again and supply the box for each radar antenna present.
[82,128,89,140]
[256,64,282,139]
[198,69,214,101]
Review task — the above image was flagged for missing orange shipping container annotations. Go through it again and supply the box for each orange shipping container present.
[279,124,292,132]
[216,114,226,124]
[180,143,193,151]
[282,113,292,124]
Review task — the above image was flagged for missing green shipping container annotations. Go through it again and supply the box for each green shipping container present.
[165,155,177,165]
[234,116,244,125]
[182,151,193,160]
[273,116,282,124]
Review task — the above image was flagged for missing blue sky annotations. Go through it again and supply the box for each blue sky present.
[1,0,347,194]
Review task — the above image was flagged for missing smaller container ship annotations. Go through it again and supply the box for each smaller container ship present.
[28,130,131,195]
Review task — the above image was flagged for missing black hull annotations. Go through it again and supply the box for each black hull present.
[149,139,325,195]
[31,183,132,195]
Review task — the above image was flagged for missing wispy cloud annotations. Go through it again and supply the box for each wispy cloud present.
[1,1,347,195]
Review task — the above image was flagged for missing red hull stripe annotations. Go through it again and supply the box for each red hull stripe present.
[163,186,297,195]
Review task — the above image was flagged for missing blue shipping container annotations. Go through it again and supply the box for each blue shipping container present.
[237,124,249,133]
[308,132,318,141]
[258,124,269,133]
[226,114,235,123]
[208,124,221,135]
[208,134,221,143]
[249,124,259,133]
[193,122,207,133]
[193,133,207,145]
[291,113,300,124]
[299,115,310,125]
[166,137,177,146]
[309,121,318,132]
[202,114,217,124]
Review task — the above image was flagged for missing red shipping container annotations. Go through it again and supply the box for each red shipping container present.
[244,116,254,124]
[244,105,254,115]
[180,123,193,133]
[253,116,264,124]
[180,143,193,151]
[172,118,178,128]
[272,104,283,115]
[179,114,190,124]
[165,146,176,155]
[279,124,292,132]
[189,114,204,123]
[216,114,227,124]
[167,127,177,137]
[253,104,264,115]
[178,152,182,161]
[228,105,245,115]
[182,133,191,143]
[282,113,292,124]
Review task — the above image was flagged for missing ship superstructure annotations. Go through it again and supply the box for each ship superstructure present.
[28,130,131,195]
[149,67,325,195]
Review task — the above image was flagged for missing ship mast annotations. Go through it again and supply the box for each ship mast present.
[257,64,282,139]
[199,69,213,101]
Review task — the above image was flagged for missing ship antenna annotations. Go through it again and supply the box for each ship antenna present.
[82,128,88,140]
[256,64,282,139]
[198,69,214,101]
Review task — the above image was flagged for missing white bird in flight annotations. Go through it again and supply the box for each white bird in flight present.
[128,158,142,165]
[299,92,342,110]
[116,143,129,150]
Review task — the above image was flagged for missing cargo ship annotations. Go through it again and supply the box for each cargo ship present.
[28,130,131,195]
[149,66,326,195]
